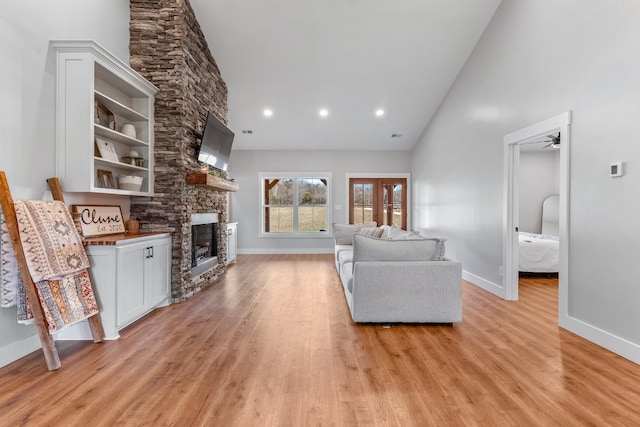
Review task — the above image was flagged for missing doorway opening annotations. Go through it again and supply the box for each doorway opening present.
[503,112,571,324]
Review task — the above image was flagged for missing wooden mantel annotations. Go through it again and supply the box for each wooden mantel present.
[186,173,239,192]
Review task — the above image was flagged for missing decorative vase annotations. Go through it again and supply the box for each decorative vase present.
[126,219,140,234]
[121,123,137,139]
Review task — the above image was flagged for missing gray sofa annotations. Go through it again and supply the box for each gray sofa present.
[334,225,462,324]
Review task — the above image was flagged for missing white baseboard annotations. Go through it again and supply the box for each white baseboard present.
[0,334,42,369]
[53,320,118,341]
[561,314,640,365]
[238,248,334,255]
[462,269,505,298]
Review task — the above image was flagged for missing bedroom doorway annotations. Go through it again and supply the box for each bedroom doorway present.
[503,112,571,322]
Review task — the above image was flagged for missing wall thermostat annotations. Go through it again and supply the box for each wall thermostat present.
[610,162,623,177]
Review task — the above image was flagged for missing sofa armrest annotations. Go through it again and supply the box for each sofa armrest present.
[351,261,462,323]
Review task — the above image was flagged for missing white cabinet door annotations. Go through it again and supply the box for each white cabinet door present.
[146,237,171,308]
[86,250,118,339]
[116,236,172,329]
[116,241,148,327]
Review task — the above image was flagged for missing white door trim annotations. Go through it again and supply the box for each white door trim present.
[503,112,571,324]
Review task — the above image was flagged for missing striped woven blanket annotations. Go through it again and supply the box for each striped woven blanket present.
[1,201,98,332]
[13,200,90,281]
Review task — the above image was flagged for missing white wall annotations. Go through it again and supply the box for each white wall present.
[0,1,132,367]
[519,150,559,234]
[229,150,411,253]
[411,0,640,362]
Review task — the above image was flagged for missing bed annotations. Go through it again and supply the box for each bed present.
[518,232,559,273]
[519,195,559,273]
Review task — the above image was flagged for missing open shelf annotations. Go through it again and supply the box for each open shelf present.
[95,90,149,122]
[95,124,149,147]
[94,157,148,172]
[52,40,157,197]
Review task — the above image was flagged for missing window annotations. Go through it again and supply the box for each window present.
[260,173,331,236]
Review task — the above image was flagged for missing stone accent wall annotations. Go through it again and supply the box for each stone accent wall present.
[129,0,229,301]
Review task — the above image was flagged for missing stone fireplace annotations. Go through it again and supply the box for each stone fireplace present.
[129,0,230,302]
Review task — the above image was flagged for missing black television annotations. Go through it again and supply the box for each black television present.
[197,112,234,171]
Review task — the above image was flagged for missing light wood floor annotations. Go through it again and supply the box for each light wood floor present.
[2,255,640,426]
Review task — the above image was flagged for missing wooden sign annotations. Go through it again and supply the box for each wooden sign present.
[71,205,125,237]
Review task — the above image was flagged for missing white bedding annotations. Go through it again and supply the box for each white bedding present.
[518,232,559,273]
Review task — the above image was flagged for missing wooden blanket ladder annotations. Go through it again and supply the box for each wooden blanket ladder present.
[0,172,103,371]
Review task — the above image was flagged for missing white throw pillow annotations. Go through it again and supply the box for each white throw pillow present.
[387,226,415,240]
[332,222,376,245]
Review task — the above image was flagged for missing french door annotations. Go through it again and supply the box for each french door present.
[349,178,407,229]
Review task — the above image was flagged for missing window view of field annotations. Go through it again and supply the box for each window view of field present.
[268,206,327,232]
[264,177,328,232]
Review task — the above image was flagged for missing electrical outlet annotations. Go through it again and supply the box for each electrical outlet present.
[499,266,504,276]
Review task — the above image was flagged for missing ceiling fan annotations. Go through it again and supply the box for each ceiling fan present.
[520,132,561,149]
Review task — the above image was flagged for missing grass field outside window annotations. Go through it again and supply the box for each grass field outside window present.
[261,173,331,236]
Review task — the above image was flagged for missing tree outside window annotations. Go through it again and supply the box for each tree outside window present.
[261,174,330,234]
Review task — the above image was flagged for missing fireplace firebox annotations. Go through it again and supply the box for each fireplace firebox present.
[191,213,219,276]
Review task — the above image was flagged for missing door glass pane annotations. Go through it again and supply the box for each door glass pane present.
[297,178,327,232]
[353,183,374,224]
[382,183,403,227]
[382,186,388,226]
[393,184,403,228]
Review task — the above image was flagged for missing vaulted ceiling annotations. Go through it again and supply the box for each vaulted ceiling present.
[190,0,502,151]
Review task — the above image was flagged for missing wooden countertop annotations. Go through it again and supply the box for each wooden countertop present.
[83,231,172,246]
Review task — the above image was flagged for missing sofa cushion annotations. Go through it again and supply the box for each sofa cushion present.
[337,250,353,273]
[332,222,376,245]
[352,234,446,263]
[340,262,354,294]
[359,226,384,238]
[335,244,352,261]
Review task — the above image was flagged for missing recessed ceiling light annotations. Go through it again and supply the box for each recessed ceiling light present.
[319,109,329,117]
[263,109,273,117]
[375,109,385,116]
[391,133,402,138]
